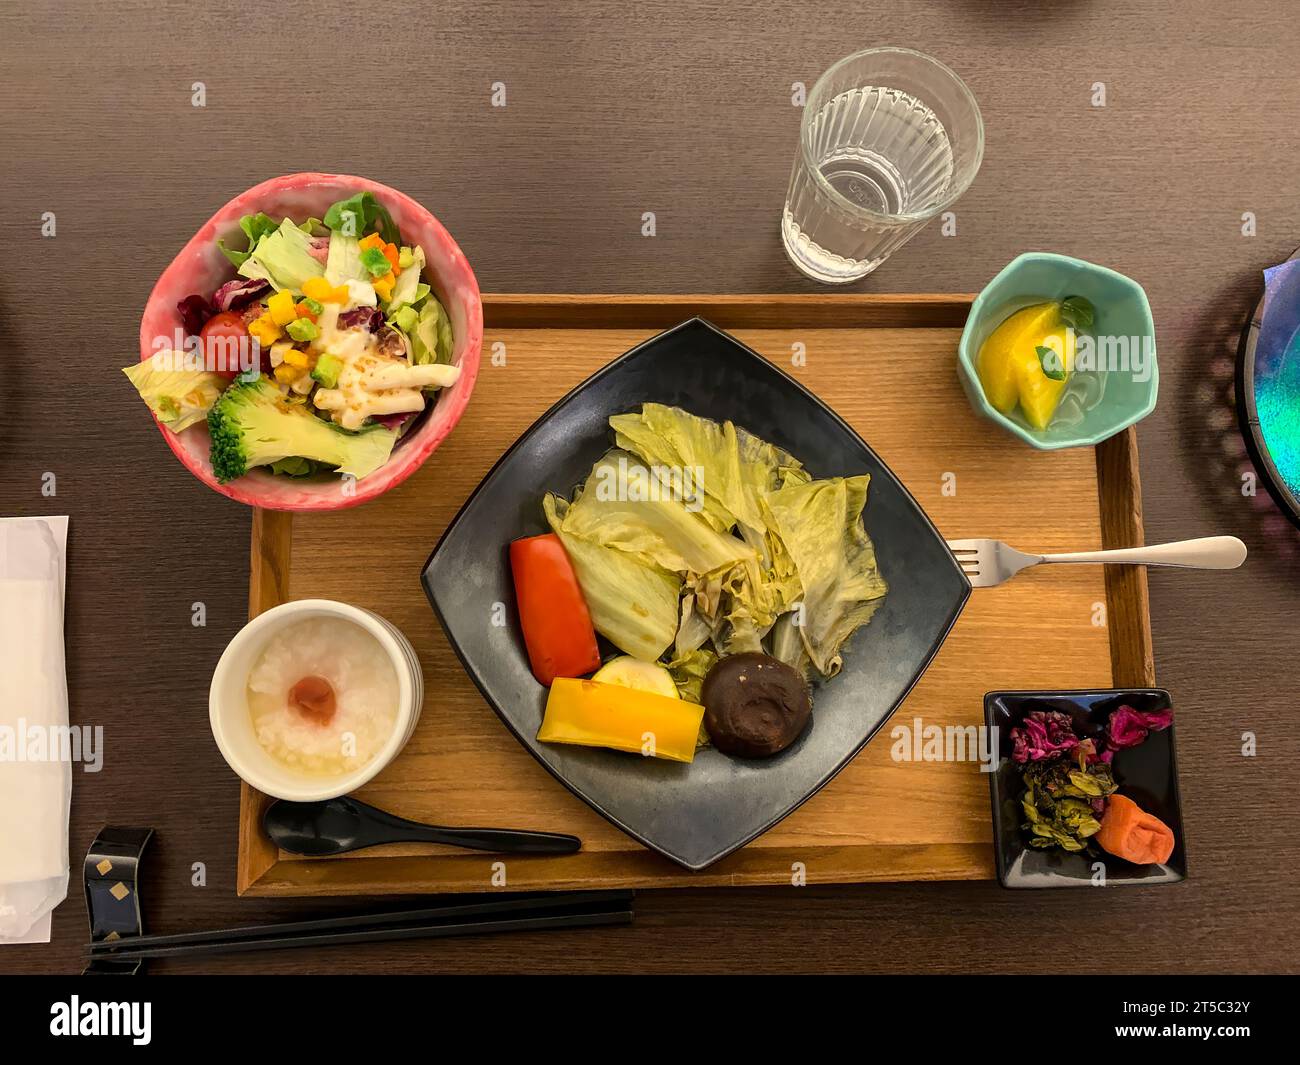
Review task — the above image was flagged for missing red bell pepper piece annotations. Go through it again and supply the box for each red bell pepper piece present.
[509,533,601,686]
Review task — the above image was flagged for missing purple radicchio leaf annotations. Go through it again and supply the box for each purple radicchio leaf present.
[212,277,271,312]
[337,306,384,332]
[176,294,213,336]
[372,411,417,432]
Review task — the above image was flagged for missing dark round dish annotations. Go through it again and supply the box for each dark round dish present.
[1236,247,1300,530]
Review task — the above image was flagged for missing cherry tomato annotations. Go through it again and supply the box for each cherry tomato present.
[200,311,253,378]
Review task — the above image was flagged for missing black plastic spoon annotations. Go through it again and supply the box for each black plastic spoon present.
[263,796,582,857]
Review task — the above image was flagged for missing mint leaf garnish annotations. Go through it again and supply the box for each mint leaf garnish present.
[1060,295,1095,333]
[1036,345,1067,381]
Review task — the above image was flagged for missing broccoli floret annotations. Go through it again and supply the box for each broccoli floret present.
[207,377,397,484]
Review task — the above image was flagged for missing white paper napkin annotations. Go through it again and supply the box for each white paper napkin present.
[0,516,70,944]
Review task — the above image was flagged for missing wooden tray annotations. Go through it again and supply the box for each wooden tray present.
[237,294,1154,896]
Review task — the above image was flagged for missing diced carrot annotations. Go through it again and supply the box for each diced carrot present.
[382,242,400,275]
[1095,793,1175,865]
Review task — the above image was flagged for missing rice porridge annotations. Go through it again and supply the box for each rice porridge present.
[246,616,399,776]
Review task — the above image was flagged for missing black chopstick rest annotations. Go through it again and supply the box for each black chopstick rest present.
[82,826,155,975]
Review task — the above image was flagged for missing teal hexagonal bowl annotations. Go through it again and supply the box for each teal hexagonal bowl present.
[956,252,1159,449]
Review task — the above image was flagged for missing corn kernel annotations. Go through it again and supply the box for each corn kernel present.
[302,276,348,303]
[273,363,298,384]
[248,315,282,346]
[282,348,309,369]
[372,273,395,300]
[267,290,298,326]
[269,341,294,368]
[358,233,385,252]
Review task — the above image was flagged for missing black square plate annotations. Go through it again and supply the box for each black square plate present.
[422,318,970,870]
[985,689,1186,888]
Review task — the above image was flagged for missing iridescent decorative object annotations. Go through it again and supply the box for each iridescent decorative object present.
[1237,250,1300,529]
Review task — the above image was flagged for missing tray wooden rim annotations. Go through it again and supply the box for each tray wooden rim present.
[236,292,1154,896]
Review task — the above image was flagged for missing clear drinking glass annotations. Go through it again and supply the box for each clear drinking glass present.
[781,47,984,283]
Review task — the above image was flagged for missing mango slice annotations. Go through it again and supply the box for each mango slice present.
[977,303,1060,415]
[976,301,1077,429]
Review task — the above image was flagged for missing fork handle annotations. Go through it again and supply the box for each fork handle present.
[1041,536,1246,570]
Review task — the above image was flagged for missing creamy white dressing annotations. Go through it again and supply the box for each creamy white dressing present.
[311,304,427,430]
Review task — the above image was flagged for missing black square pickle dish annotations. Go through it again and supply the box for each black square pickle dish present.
[422,318,970,871]
[985,688,1186,889]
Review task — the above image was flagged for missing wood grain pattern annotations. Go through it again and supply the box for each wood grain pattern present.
[482,292,977,329]
[1095,428,1157,688]
[238,294,1142,895]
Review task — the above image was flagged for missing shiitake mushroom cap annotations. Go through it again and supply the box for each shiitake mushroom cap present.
[702,652,811,758]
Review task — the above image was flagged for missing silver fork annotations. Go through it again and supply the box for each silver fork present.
[946,535,1247,588]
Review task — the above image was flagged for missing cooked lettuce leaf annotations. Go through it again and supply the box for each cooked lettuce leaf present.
[610,403,804,543]
[543,494,679,661]
[665,647,718,747]
[665,647,716,704]
[541,403,888,682]
[770,612,810,676]
[766,475,888,676]
[559,450,756,577]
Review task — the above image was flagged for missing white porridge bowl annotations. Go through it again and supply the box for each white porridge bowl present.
[209,599,423,802]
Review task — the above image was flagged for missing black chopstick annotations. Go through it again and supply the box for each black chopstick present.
[87,907,633,961]
[87,890,633,959]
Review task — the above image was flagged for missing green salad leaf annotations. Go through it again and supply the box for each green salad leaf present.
[238,218,325,292]
[325,232,364,287]
[218,212,280,268]
[322,191,400,246]
[268,456,333,478]
[410,297,454,366]
[388,247,427,312]
[122,353,227,433]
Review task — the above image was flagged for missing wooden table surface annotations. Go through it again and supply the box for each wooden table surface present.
[2,0,1297,974]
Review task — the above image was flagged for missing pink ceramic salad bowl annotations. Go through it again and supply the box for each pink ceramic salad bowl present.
[138,172,482,510]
